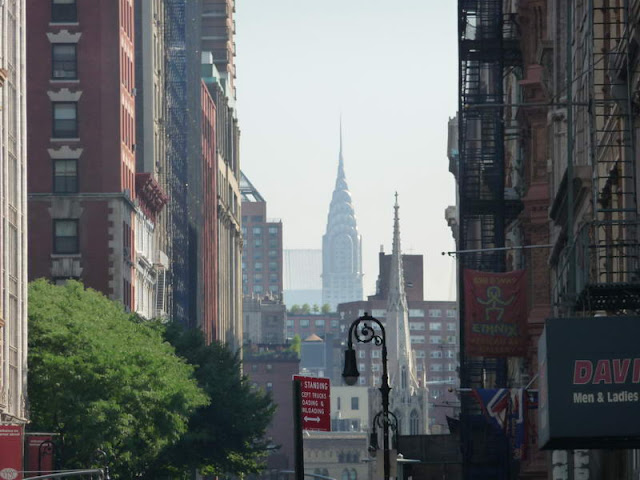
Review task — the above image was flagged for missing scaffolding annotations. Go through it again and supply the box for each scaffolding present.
[164,0,190,324]
[457,0,522,478]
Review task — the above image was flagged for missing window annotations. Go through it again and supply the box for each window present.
[266,382,273,392]
[52,44,77,79]
[416,351,426,358]
[300,319,310,328]
[371,350,381,358]
[252,215,263,222]
[268,249,278,258]
[430,364,443,372]
[429,309,442,317]
[54,219,79,253]
[372,363,381,372]
[53,102,78,137]
[446,309,457,318]
[358,350,366,359]
[286,320,294,327]
[410,335,425,344]
[371,309,386,317]
[254,238,262,247]
[269,261,277,271]
[252,226,262,235]
[315,319,325,327]
[429,322,442,331]
[268,226,278,235]
[253,285,263,294]
[429,335,442,344]
[254,261,263,271]
[447,363,457,371]
[51,0,77,22]
[446,335,457,344]
[351,397,359,410]
[53,159,78,193]
[445,350,456,359]
[410,410,420,435]
[358,363,366,372]
[447,323,457,331]
[409,322,425,331]
[331,320,339,328]
[253,273,263,282]
[269,273,278,282]
[409,309,424,317]
[430,350,443,358]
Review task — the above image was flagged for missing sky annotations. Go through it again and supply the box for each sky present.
[235,1,458,301]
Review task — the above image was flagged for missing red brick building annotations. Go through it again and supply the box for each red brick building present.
[27,0,144,309]
[244,345,300,474]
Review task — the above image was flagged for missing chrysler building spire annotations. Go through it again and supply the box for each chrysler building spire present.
[322,123,363,311]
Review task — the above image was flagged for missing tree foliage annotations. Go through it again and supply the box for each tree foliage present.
[28,280,207,479]
[156,322,277,477]
[321,303,331,314]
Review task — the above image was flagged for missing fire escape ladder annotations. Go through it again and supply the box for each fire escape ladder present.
[458,0,521,477]
[577,0,640,311]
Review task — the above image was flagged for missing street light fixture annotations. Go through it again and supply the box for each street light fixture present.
[342,312,391,480]
[369,410,399,457]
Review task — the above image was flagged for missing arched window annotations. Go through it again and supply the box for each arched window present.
[410,409,420,435]
[394,410,402,433]
[350,468,357,480]
[401,366,407,389]
[341,469,350,480]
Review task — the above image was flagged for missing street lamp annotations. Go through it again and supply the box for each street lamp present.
[342,313,391,480]
[369,411,399,456]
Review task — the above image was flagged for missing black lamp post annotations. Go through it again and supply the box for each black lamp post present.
[369,410,399,456]
[342,313,391,480]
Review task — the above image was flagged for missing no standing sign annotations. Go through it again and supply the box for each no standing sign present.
[293,375,331,431]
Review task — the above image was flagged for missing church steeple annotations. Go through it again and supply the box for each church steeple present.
[322,120,364,310]
[386,194,418,391]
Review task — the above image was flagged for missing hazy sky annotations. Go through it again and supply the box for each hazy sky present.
[235,1,458,301]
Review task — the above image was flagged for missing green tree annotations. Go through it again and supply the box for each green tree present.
[157,322,277,477]
[288,334,302,355]
[301,303,311,314]
[289,304,302,314]
[321,303,331,314]
[28,280,207,479]
[312,304,319,313]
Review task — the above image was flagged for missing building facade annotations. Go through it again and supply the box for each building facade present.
[283,249,322,307]
[0,0,28,423]
[27,0,142,312]
[241,173,283,298]
[322,129,363,310]
[244,344,299,475]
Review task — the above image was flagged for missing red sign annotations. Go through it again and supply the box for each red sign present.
[294,375,331,431]
[464,269,527,357]
[0,425,23,480]
[26,434,54,476]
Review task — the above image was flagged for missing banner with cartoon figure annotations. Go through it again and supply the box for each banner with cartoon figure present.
[464,269,527,356]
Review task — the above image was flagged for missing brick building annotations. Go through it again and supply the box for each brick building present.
[27,0,151,311]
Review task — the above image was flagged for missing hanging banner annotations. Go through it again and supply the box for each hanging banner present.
[463,269,527,356]
[0,425,23,480]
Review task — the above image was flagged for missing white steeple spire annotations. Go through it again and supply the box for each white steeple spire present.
[386,193,419,391]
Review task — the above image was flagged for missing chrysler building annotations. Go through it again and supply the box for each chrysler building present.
[322,126,363,310]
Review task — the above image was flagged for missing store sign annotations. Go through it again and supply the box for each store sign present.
[0,425,23,480]
[463,269,527,356]
[539,316,640,449]
[294,375,331,431]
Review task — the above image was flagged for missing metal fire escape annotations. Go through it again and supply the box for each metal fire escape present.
[164,0,190,324]
[458,0,522,478]
[555,0,640,313]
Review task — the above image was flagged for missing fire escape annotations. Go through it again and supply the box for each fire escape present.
[554,0,640,313]
[458,0,522,478]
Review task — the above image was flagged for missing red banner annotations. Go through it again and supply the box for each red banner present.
[0,425,23,480]
[26,434,54,476]
[464,269,527,356]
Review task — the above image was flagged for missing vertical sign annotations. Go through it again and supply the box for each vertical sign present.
[26,434,54,476]
[293,375,331,431]
[0,425,23,480]
[464,269,528,356]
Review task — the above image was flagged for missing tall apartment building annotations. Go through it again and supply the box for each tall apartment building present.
[27,0,147,313]
[134,0,170,319]
[0,0,28,424]
[283,249,322,306]
[240,172,283,298]
[322,129,363,310]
